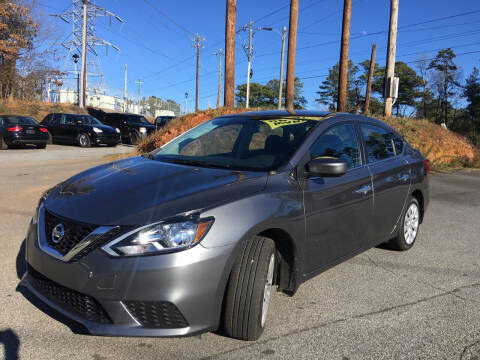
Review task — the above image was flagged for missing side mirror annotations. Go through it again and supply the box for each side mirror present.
[306,157,347,177]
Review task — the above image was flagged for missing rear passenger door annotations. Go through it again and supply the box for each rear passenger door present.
[359,122,411,241]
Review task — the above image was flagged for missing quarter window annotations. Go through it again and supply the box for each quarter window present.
[310,123,361,169]
[360,123,395,162]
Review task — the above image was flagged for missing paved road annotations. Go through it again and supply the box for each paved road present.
[0,148,479,360]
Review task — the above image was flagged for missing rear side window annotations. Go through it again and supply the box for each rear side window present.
[360,123,395,163]
[310,123,361,169]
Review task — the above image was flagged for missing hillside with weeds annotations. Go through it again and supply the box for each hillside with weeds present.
[0,99,87,121]
[138,108,479,171]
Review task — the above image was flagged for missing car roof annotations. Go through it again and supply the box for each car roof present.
[224,110,393,129]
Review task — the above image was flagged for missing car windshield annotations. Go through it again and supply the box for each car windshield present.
[3,116,38,125]
[73,115,102,125]
[151,116,321,171]
[126,115,150,125]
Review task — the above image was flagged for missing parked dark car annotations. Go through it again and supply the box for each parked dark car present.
[21,111,429,341]
[154,115,175,130]
[101,113,155,144]
[41,113,121,147]
[0,115,48,149]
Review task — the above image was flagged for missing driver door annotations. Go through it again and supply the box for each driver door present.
[302,122,373,275]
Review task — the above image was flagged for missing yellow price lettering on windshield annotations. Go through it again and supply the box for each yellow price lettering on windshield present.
[261,118,308,130]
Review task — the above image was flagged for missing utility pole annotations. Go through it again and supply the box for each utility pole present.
[278,26,287,109]
[124,63,127,112]
[136,78,143,113]
[224,0,237,107]
[214,49,224,109]
[79,0,88,108]
[185,91,188,114]
[193,34,205,113]
[364,44,377,114]
[285,0,299,111]
[384,0,399,117]
[337,0,352,112]
[245,20,253,109]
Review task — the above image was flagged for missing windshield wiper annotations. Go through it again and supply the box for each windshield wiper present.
[161,158,232,170]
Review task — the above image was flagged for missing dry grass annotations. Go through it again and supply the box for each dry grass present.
[381,116,480,170]
[111,107,480,172]
[0,99,87,122]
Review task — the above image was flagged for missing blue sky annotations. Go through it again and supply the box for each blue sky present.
[35,0,480,111]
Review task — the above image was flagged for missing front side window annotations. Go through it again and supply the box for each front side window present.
[360,123,395,163]
[152,116,320,171]
[126,115,150,125]
[310,123,361,169]
[72,115,102,125]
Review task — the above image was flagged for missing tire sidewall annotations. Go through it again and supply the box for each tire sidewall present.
[398,197,420,250]
[78,133,91,147]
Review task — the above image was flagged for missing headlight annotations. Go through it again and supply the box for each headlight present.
[93,127,103,133]
[115,128,120,133]
[138,127,147,133]
[102,218,214,257]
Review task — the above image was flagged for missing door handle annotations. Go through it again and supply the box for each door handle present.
[399,174,410,182]
[355,184,372,195]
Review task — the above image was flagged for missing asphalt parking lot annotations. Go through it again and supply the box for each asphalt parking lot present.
[0,147,479,360]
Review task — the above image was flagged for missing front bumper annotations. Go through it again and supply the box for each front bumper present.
[92,133,121,145]
[21,215,236,337]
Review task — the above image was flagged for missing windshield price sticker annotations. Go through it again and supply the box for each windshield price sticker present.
[261,118,312,130]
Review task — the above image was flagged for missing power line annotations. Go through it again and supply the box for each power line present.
[143,0,195,36]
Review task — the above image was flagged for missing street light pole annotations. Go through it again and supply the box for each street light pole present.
[278,26,287,109]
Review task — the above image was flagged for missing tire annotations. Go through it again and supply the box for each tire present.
[388,196,420,251]
[47,132,53,144]
[130,131,140,145]
[222,236,276,341]
[36,142,47,149]
[77,133,91,148]
[0,136,7,150]
[107,143,117,147]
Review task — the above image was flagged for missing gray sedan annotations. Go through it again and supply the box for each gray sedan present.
[20,110,429,341]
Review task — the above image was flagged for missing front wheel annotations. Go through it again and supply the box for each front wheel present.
[388,197,420,251]
[77,133,91,148]
[130,131,140,145]
[222,236,275,341]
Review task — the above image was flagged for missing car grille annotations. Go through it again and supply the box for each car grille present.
[28,264,112,324]
[44,210,130,261]
[124,301,188,329]
[45,210,96,256]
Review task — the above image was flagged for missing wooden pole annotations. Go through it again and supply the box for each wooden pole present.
[285,0,299,111]
[384,0,399,117]
[364,44,377,114]
[216,49,223,109]
[224,0,237,107]
[337,0,352,112]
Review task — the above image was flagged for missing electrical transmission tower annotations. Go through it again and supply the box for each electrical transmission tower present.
[53,0,123,105]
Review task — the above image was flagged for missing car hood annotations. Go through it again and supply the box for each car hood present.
[91,123,117,133]
[44,156,268,225]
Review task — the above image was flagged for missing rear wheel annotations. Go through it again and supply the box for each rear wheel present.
[47,132,53,144]
[77,133,91,148]
[222,236,275,341]
[388,196,420,251]
[0,136,7,150]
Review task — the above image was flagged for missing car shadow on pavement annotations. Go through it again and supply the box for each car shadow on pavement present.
[15,240,89,336]
[0,329,19,360]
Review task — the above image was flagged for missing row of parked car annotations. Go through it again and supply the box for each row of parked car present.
[0,112,176,150]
